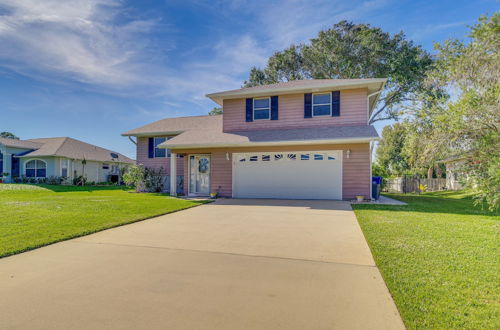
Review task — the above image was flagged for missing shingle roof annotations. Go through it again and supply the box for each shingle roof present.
[15,137,134,164]
[122,115,222,136]
[160,125,379,149]
[210,78,385,94]
[0,137,43,149]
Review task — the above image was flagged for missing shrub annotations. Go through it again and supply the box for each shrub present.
[73,175,87,186]
[123,165,164,192]
[46,176,64,185]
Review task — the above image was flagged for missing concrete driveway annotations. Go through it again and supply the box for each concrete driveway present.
[0,199,404,330]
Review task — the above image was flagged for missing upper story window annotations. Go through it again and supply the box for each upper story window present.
[154,137,167,157]
[312,93,332,116]
[253,97,270,120]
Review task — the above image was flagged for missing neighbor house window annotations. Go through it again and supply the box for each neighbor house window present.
[253,97,270,120]
[25,160,46,178]
[312,93,331,116]
[61,159,69,177]
[102,163,110,170]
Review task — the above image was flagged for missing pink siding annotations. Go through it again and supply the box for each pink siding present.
[136,137,184,176]
[178,143,370,200]
[223,89,368,132]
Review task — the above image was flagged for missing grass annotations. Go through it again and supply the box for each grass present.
[0,184,207,258]
[352,191,499,329]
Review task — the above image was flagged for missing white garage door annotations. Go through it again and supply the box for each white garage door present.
[233,150,342,200]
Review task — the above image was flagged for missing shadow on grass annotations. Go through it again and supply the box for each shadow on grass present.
[19,184,130,193]
[353,192,499,217]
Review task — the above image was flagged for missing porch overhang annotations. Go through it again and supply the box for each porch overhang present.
[158,124,380,150]
[162,137,379,150]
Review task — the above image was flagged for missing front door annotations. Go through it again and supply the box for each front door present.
[189,154,210,196]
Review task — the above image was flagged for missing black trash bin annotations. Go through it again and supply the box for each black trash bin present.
[372,176,382,200]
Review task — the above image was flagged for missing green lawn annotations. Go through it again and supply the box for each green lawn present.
[0,184,206,258]
[353,191,499,329]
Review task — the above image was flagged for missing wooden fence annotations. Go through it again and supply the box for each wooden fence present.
[384,177,447,193]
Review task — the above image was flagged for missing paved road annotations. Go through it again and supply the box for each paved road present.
[0,199,404,329]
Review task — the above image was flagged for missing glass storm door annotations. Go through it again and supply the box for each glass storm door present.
[189,155,210,195]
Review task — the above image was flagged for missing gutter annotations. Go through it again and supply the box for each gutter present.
[121,131,184,137]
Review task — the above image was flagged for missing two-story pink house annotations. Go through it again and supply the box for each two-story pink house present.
[122,79,385,200]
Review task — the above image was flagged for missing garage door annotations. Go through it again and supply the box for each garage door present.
[233,150,342,200]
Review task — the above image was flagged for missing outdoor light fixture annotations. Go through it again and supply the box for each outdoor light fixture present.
[226,152,230,160]
[346,149,351,159]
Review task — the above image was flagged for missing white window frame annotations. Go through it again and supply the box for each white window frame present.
[60,158,69,177]
[153,137,168,158]
[25,159,47,178]
[253,97,271,121]
[312,92,332,117]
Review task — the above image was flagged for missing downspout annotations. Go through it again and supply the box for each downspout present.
[367,90,382,199]
[128,136,137,145]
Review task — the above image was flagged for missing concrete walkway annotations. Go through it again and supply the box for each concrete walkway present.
[0,199,404,330]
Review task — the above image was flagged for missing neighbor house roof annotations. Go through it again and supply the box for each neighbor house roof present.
[15,137,134,164]
[122,115,222,137]
[206,78,387,113]
[0,137,43,149]
[160,125,379,149]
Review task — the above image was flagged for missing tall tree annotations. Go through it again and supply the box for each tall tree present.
[376,123,411,176]
[0,132,19,139]
[411,13,499,209]
[244,21,434,124]
[208,107,223,116]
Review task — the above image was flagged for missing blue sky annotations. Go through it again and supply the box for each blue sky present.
[0,0,497,158]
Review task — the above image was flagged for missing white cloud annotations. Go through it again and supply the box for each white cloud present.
[0,0,394,117]
[243,0,391,50]
[147,0,393,114]
[157,34,268,111]
[0,0,158,86]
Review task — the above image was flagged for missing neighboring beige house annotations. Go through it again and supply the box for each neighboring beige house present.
[122,79,385,200]
[440,155,468,190]
[0,137,134,183]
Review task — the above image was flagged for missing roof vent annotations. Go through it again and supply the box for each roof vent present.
[110,153,119,159]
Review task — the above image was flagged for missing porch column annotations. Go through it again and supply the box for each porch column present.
[170,153,177,196]
[3,152,11,183]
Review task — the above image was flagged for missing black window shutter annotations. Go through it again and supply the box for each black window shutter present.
[270,96,279,120]
[332,91,340,117]
[148,137,154,158]
[245,98,253,122]
[304,93,312,118]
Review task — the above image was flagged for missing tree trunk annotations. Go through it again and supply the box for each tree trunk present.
[427,166,433,179]
[435,164,443,178]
